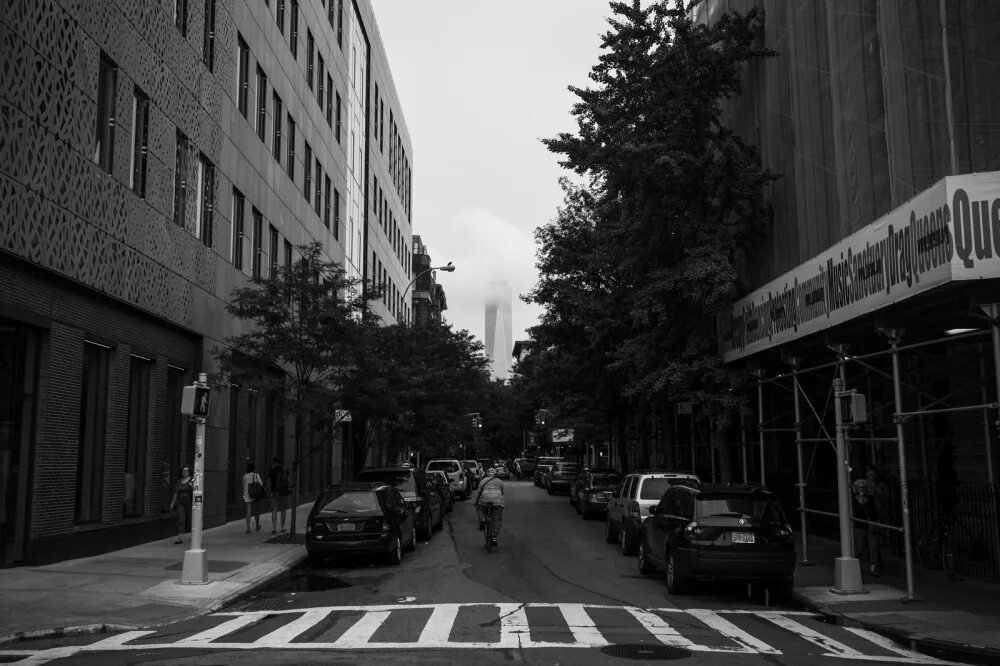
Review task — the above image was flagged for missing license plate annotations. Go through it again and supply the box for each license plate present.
[337,523,356,532]
[732,531,754,544]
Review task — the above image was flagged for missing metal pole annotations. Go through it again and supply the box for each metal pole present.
[987,305,1000,485]
[888,331,921,603]
[831,375,864,594]
[739,411,748,483]
[980,341,995,484]
[757,372,766,485]
[792,362,812,565]
[182,373,209,585]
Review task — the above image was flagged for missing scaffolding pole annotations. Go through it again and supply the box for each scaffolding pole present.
[791,359,812,565]
[756,371,766,486]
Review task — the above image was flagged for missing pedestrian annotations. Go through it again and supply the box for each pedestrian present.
[168,466,193,544]
[267,458,285,534]
[852,478,883,577]
[242,463,264,533]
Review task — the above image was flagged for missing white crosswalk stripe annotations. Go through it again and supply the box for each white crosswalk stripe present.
[0,603,964,664]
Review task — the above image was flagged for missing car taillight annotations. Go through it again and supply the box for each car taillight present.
[380,520,390,533]
[776,523,792,538]
[685,522,708,537]
[305,522,313,535]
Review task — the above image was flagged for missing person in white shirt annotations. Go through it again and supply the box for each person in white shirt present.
[475,467,505,545]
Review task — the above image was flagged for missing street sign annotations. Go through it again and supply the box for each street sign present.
[336,409,352,422]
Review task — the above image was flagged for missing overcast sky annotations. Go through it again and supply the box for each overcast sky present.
[370,1,613,347]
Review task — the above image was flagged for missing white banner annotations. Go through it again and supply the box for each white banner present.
[719,172,1000,362]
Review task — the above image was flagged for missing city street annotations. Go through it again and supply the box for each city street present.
[0,481,959,665]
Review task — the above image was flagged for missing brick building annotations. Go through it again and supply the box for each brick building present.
[0,0,414,565]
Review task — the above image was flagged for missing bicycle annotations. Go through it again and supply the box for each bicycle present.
[482,503,496,553]
[915,514,956,578]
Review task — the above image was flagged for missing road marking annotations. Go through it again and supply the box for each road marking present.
[625,608,698,649]
[331,610,392,647]
[686,608,780,654]
[497,603,529,648]
[416,604,460,646]
[183,614,261,644]
[755,611,864,657]
[559,604,608,647]
[252,609,332,645]
[845,627,958,664]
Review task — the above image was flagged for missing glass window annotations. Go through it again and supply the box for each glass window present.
[276,0,284,35]
[124,356,151,517]
[306,30,314,90]
[335,92,341,142]
[173,130,189,226]
[130,87,150,197]
[236,34,249,117]
[290,0,298,57]
[317,57,325,107]
[202,0,215,71]
[323,176,331,229]
[355,470,416,493]
[286,115,296,181]
[272,92,283,162]
[77,342,111,522]
[336,0,343,47]
[174,0,188,36]
[255,66,267,141]
[315,490,379,514]
[251,208,263,279]
[269,224,279,278]
[303,142,312,202]
[333,187,340,240]
[94,53,117,173]
[639,478,676,501]
[195,154,215,247]
[314,160,322,215]
[695,495,787,523]
[284,239,292,269]
[426,461,459,473]
[232,188,245,269]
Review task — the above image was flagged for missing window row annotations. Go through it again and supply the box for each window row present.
[171,0,215,72]
[373,176,410,277]
[375,96,412,222]
[372,252,410,324]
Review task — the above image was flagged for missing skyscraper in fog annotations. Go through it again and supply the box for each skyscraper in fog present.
[485,281,513,380]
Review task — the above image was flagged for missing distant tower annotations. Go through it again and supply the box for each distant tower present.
[485,281,513,380]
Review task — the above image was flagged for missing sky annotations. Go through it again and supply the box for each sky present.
[370,1,614,346]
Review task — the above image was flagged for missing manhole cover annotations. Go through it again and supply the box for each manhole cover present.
[600,643,692,661]
[242,598,299,612]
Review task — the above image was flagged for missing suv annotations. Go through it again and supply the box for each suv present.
[546,461,579,495]
[356,467,443,540]
[638,483,795,598]
[462,460,483,491]
[514,458,537,480]
[425,459,467,499]
[605,471,700,556]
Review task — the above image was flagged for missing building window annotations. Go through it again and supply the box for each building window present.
[174,0,188,37]
[290,0,299,57]
[325,75,333,125]
[203,0,215,71]
[373,83,379,139]
[76,341,111,523]
[272,92,283,163]
[286,115,296,181]
[306,30,314,90]
[284,239,293,269]
[276,0,284,35]
[195,153,215,247]
[323,176,331,229]
[129,87,150,197]
[337,0,343,47]
[303,142,312,202]
[317,57,325,108]
[380,98,384,151]
[173,130,189,226]
[232,188,245,270]
[93,53,117,174]
[335,92,341,142]
[236,34,249,117]
[252,207,263,279]
[124,355,151,518]
[333,187,340,241]
[269,225,279,278]
[255,66,267,142]
[314,160,322,215]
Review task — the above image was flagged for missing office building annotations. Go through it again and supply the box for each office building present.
[485,281,513,381]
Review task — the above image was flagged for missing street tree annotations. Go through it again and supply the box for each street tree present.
[533,0,774,478]
[215,241,377,538]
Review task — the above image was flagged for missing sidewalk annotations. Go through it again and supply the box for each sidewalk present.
[0,505,311,644]
[792,532,1000,664]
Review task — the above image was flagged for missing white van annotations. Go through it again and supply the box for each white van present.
[425,459,467,499]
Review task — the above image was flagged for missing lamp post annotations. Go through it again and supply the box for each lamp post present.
[400,262,455,325]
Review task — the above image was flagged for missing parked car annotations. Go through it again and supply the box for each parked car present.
[569,467,618,507]
[638,482,796,598]
[425,459,467,499]
[546,461,580,495]
[533,457,561,487]
[514,458,537,480]
[356,467,443,540]
[571,469,621,519]
[426,470,454,513]
[305,482,416,566]
[462,460,483,490]
[605,471,701,556]
[494,464,510,480]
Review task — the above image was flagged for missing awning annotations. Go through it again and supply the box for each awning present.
[719,172,1000,363]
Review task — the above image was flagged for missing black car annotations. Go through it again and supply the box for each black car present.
[305,482,416,566]
[356,467,443,540]
[571,469,620,519]
[546,462,579,495]
[638,483,796,598]
[425,470,455,514]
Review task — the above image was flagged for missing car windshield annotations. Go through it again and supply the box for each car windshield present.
[427,461,459,473]
[356,471,416,492]
[639,478,680,500]
[591,474,619,486]
[315,490,380,514]
[696,495,786,522]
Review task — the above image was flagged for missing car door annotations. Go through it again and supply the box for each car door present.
[414,470,441,524]
[622,476,640,531]
[610,476,632,528]
[644,493,674,564]
[386,488,412,537]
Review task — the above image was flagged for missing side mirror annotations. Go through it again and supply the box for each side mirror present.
[649,505,659,515]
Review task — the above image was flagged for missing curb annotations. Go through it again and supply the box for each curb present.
[0,551,308,646]
[792,590,1000,665]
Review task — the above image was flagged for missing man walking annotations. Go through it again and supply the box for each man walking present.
[268,458,289,534]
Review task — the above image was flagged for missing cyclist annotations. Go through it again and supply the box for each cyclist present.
[475,466,505,546]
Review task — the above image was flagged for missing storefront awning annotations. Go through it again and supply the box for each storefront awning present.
[719,172,1000,363]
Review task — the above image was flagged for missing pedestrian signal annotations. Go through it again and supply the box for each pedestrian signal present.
[181,385,212,417]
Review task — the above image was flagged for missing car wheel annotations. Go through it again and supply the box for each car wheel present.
[620,523,638,556]
[665,550,688,594]
[638,541,656,575]
[605,517,618,544]
[404,524,418,552]
[387,535,402,566]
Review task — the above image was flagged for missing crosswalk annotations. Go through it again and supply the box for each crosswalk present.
[0,602,962,664]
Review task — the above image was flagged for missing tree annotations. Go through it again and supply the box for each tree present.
[215,241,377,538]
[530,0,774,479]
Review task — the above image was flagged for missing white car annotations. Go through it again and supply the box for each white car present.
[425,459,468,499]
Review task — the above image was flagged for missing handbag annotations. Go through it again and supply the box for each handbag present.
[248,473,266,501]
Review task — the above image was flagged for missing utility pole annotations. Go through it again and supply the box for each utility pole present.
[180,373,211,584]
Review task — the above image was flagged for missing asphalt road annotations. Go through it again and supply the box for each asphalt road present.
[3,480,963,665]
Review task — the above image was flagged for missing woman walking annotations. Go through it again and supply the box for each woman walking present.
[242,463,264,533]
[169,466,194,544]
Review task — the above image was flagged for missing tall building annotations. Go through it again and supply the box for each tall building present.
[485,281,513,380]
[0,0,413,564]
[410,236,448,327]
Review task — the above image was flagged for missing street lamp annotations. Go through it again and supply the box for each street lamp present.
[400,261,455,324]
